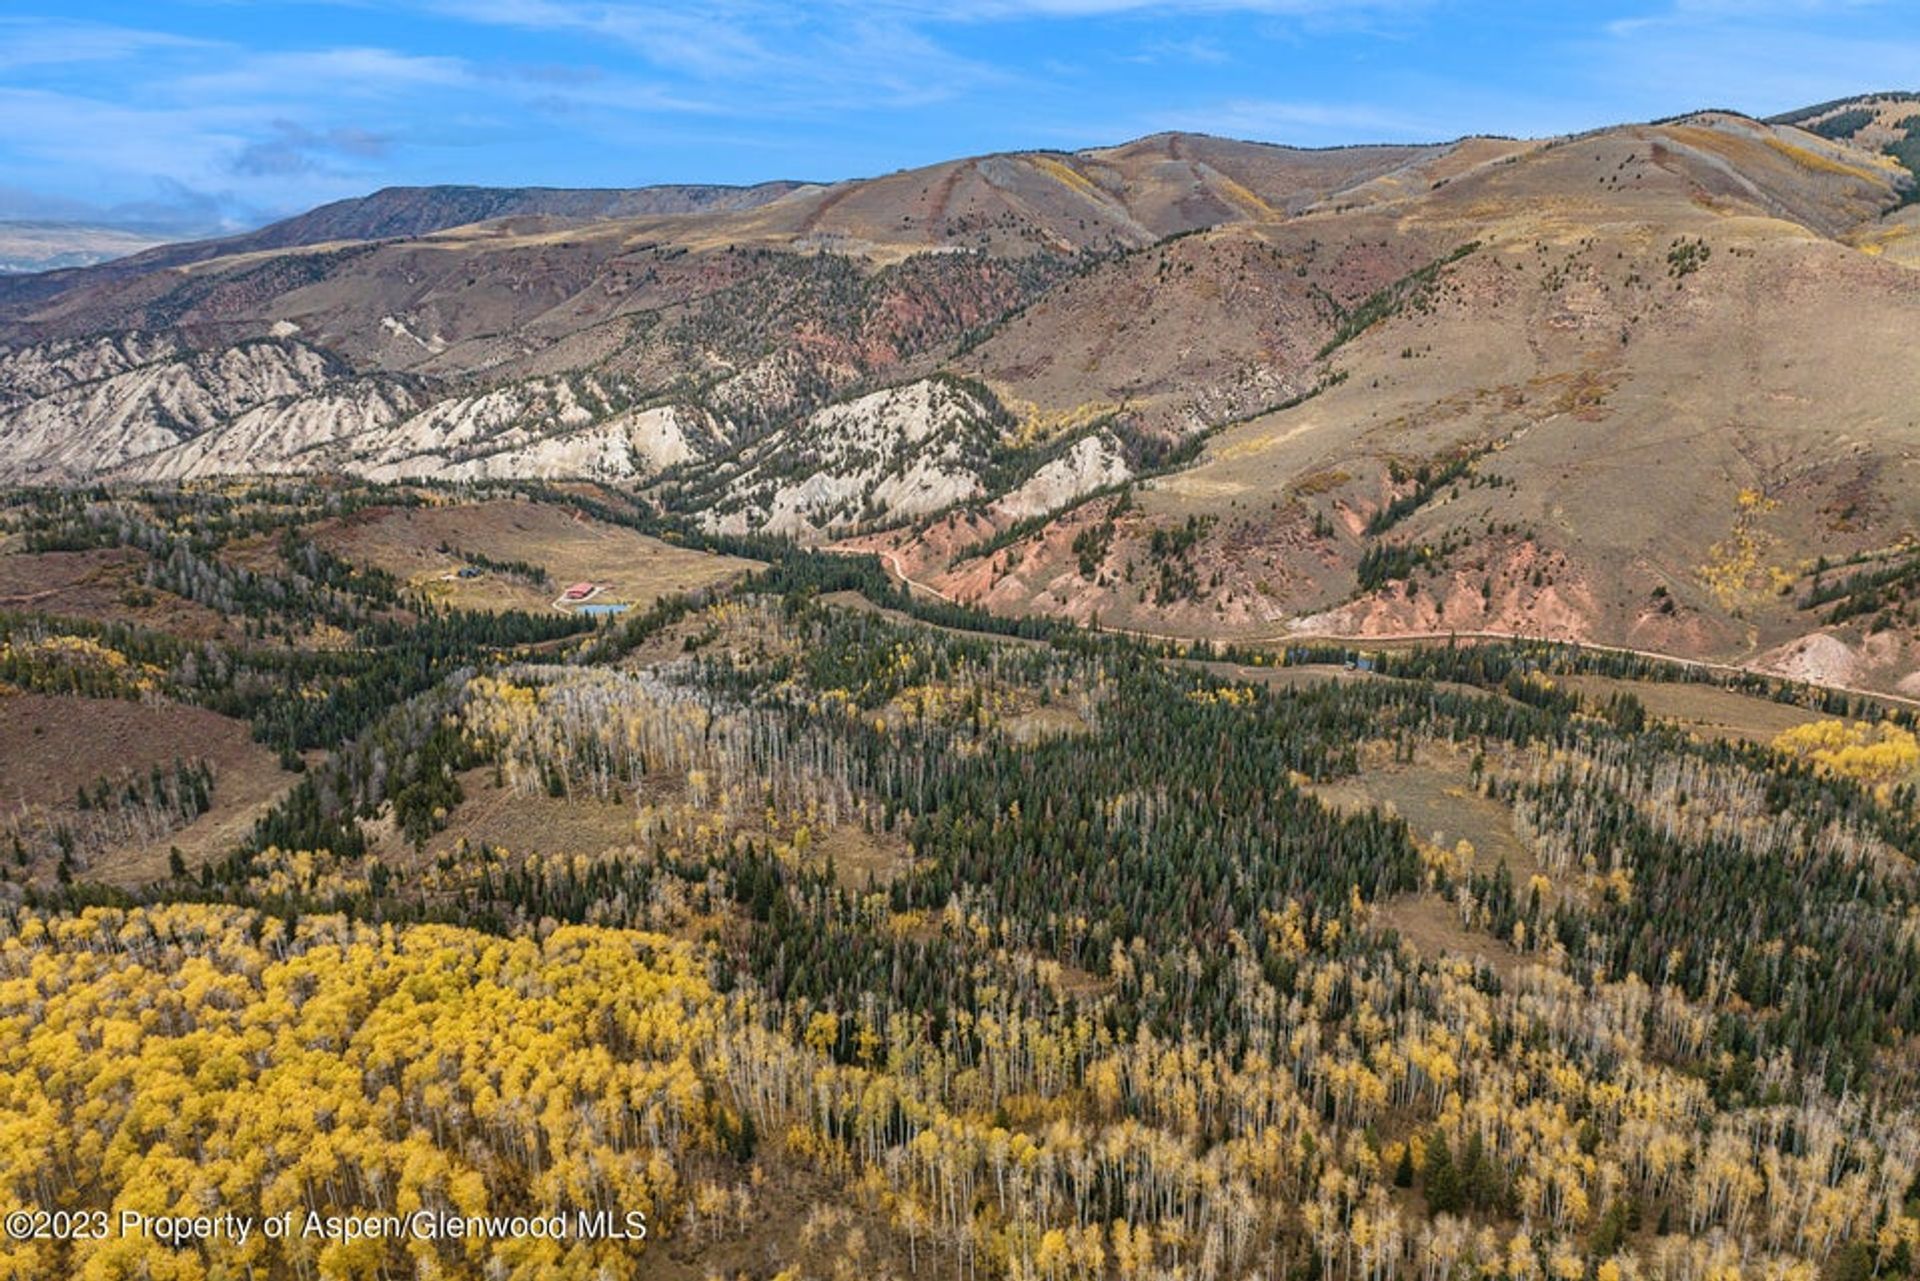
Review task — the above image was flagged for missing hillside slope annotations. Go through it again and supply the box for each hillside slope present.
[4,105,1920,690]
[860,109,1920,691]
[0,180,808,309]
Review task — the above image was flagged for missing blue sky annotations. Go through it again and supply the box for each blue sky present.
[1,1,1913,233]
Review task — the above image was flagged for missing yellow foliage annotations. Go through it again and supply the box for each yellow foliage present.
[1029,155,1104,202]
[1772,719,1920,786]
[1186,685,1258,707]
[998,396,1124,448]
[1698,488,1788,609]
[1760,133,1889,181]
[0,905,723,1278]
[0,633,166,694]
[1204,170,1277,220]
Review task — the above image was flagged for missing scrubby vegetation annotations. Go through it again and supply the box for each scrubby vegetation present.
[4,481,1920,1281]
[1666,237,1711,279]
[1366,444,1499,537]
[1797,547,1920,629]
[1805,108,1876,140]
[1145,513,1216,602]
[1883,115,1920,203]
[1356,533,1468,591]
[1318,242,1480,358]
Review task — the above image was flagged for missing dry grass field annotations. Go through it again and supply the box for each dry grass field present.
[813,823,915,890]
[418,766,644,863]
[315,499,759,614]
[0,691,293,883]
[1310,751,1540,881]
[0,547,229,638]
[1308,747,1543,978]
[1559,673,1825,743]
[1374,894,1528,980]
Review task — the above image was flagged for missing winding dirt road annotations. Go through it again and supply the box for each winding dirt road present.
[867,548,1920,712]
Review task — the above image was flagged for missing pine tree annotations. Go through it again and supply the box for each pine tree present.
[1830,1242,1875,1281]
[1424,1131,1463,1215]
[1463,1130,1499,1211]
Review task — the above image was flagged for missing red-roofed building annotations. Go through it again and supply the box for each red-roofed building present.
[563,582,596,601]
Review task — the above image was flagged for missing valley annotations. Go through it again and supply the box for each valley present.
[4,85,1920,1281]
[4,101,1919,696]
[2,480,1919,1280]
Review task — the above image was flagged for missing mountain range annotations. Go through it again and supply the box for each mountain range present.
[4,94,1920,692]
[0,222,180,275]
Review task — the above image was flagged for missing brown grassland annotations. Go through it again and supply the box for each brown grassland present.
[315,498,759,613]
[0,691,292,883]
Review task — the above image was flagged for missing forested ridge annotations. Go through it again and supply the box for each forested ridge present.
[2,482,1918,1281]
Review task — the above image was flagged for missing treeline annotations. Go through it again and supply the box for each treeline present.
[1365,443,1497,536]
[1318,242,1480,358]
[1799,547,1920,626]
[434,541,550,585]
[1238,636,1915,728]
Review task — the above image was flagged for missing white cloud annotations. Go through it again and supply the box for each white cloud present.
[165,47,472,100]
[1148,93,1515,147]
[1127,35,1232,64]
[407,0,1422,23]
[0,17,210,71]
[396,0,1001,105]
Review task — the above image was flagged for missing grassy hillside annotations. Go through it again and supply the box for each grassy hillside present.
[4,105,1920,694]
[862,108,1920,695]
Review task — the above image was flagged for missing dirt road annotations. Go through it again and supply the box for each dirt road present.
[866,548,1920,712]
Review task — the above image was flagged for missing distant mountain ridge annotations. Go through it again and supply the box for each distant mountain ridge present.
[0,222,173,275]
[167,181,815,257]
[0,180,809,306]
[5,100,1920,693]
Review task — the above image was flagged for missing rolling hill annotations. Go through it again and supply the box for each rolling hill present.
[0,179,809,311]
[3,101,1920,692]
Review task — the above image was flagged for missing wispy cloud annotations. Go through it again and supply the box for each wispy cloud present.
[0,37,455,227]
[0,27,734,223]
[1579,1,1920,119]
[391,0,1002,107]
[373,0,1428,110]
[166,47,471,101]
[1,0,1906,234]
[0,17,210,71]
[1607,0,1892,31]
[1151,97,1451,145]
[1127,35,1232,64]
[232,122,394,177]
[406,0,1423,26]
